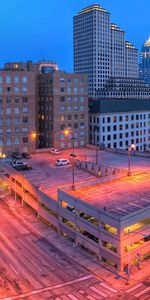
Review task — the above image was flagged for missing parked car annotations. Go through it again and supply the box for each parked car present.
[12,152,22,159]
[11,160,32,171]
[22,152,31,159]
[56,159,70,166]
[50,148,60,155]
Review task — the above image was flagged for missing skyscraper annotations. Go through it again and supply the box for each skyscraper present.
[139,37,150,86]
[74,4,110,98]
[74,4,138,98]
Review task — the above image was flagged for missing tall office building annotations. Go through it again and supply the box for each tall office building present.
[110,24,125,78]
[125,41,138,78]
[139,37,150,86]
[74,4,139,98]
[74,4,110,98]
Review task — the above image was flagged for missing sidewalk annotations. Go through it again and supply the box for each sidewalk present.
[4,193,150,291]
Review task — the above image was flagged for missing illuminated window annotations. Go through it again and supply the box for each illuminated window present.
[124,217,150,234]
[102,223,117,235]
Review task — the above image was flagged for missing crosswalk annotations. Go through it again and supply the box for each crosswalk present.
[53,282,118,299]
[52,278,150,300]
[125,278,150,298]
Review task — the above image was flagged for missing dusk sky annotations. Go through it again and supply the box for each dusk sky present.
[0,0,149,71]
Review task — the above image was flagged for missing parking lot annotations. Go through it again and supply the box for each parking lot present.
[9,147,150,200]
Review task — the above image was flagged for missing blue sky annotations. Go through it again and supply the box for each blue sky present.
[0,0,149,71]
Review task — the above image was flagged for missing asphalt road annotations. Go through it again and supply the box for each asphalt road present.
[0,190,150,299]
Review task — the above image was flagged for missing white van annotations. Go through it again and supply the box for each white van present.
[56,159,70,166]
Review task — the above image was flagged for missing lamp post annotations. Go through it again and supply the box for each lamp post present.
[128,144,135,176]
[64,129,76,191]
[126,230,149,284]
[94,125,99,164]
[70,137,76,191]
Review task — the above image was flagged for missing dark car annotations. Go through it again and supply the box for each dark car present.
[12,152,22,159]
[22,152,31,159]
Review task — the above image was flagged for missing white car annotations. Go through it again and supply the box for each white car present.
[50,148,60,155]
[56,159,70,166]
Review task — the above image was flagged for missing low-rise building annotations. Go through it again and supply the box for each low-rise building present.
[90,98,150,152]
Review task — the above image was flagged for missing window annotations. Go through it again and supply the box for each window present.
[15,108,19,114]
[80,96,84,103]
[14,87,19,93]
[15,137,20,144]
[6,119,11,125]
[22,87,28,93]
[0,129,3,135]
[22,97,28,103]
[14,76,19,83]
[80,87,84,93]
[0,76,2,83]
[6,97,11,103]
[74,97,78,102]
[68,97,71,102]
[23,137,28,143]
[15,127,20,133]
[23,117,28,123]
[23,107,29,113]
[60,96,65,102]
[74,87,78,94]
[22,128,28,133]
[14,118,20,125]
[6,139,11,145]
[6,76,11,83]
[80,106,84,111]
[6,108,11,114]
[67,87,71,94]
[6,128,11,134]
[60,115,65,121]
[0,87,2,93]
[22,76,27,83]
[15,97,20,103]
[60,106,65,111]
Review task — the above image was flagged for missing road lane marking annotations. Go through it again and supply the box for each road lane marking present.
[90,286,107,298]
[87,295,97,300]
[126,283,143,293]
[135,286,150,297]
[8,264,19,276]
[1,275,94,300]
[67,294,79,300]
[99,282,118,293]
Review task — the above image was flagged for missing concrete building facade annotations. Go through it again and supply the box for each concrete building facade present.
[38,71,89,149]
[90,99,150,152]
[0,160,149,272]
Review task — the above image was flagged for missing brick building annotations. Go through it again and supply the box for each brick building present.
[38,71,88,149]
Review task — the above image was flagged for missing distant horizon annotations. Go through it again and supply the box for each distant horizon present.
[0,0,149,72]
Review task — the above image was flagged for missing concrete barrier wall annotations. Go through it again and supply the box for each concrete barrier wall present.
[75,159,123,178]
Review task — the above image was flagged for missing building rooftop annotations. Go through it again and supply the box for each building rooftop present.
[67,172,150,218]
[90,98,150,114]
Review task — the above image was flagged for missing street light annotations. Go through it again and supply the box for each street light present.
[64,129,76,191]
[126,230,149,284]
[128,144,136,176]
[94,125,99,164]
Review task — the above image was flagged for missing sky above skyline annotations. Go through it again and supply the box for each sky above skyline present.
[0,0,149,71]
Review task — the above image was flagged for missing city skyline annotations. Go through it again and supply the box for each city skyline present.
[0,0,150,71]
